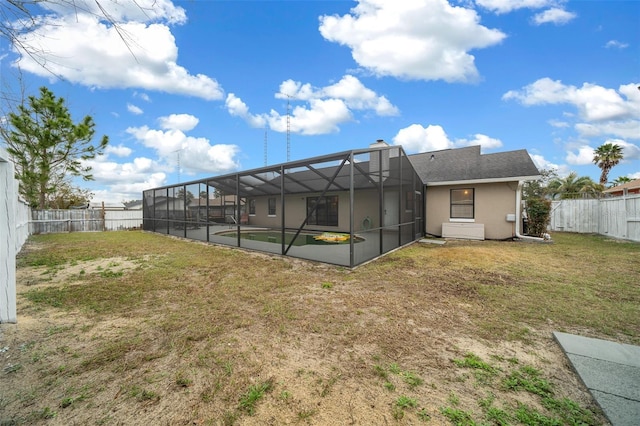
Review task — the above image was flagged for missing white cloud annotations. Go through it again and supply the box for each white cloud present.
[41,0,187,25]
[506,80,640,174]
[605,40,629,49]
[503,79,640,122]
[105,144,133,157]
[158,114,199,131]
[613,139,640,162]
[87,155,161,184]
[83,144,168,202]
[319,0,505,82]
[464,133,503,149]
[126,123,240,174]
[225,94,267,128]
[532,7,576,25]
[529,153,562,173]
[475,0,553,14]
[134,92,151,102]
[12,6,223,100]
[575,120,640,140]
[563,139,640,166]
[90,171,167,203]
[548,119,570,128]
[268,99,353,136]
[565,145,594,165]
[392,124,502,153]
[278,75,400,116]
[127,103,143,115]
[227,75,396,135]
[528,153,576,177]
[394,124,454,152]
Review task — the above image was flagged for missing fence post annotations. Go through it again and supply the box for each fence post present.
[102,201,106,232]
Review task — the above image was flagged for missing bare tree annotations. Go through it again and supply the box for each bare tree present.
[1,0,153,73]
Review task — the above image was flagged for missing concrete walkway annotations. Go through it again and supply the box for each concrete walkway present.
[553,332,640,426]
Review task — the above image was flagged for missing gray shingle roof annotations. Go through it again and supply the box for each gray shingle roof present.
[408,145,540,184]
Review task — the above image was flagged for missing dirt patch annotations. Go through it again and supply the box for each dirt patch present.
[1,233,624,425]
[17,257,147,288]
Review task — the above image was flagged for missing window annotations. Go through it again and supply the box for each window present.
[307,196,338,226]
[450,188,474,219]
[268,197,276,216]
[249,199,256,215]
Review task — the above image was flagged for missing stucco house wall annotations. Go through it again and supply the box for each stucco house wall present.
[425,181,519,240]
[245,188,388,233]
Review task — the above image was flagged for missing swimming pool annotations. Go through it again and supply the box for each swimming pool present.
[217,230,364,246]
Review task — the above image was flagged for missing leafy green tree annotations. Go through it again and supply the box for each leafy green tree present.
[176,188,195,206]
[45,179,94,209]
[3,86,108,209]
[546,172,602,199]
[593,143,623,186]
[522,169,556,238]
[522,168,557,200]
[525,198,551,238]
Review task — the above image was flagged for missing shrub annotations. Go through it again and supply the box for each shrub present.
[525,198,551,237]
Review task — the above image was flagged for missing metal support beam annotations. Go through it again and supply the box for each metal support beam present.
[284,154,350,256]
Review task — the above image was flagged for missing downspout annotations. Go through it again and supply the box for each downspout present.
[515,180,545,242]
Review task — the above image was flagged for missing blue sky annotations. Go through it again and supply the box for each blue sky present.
[1,0,638,203]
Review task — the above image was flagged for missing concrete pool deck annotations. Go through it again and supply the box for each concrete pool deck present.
[553,331,640,426]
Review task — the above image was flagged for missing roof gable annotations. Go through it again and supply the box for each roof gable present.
[408,145,540,184]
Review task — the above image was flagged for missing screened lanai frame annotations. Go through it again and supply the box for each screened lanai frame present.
[143,145,424,267]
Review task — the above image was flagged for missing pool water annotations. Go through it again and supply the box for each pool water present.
[220,231,361,246]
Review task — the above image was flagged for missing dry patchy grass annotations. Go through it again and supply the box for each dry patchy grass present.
[1,231,638,425]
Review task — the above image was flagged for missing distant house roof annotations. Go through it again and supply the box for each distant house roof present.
[89,201,126,210]
[124,200,143,210]
[603,178,640,195]
[408,145,541,185]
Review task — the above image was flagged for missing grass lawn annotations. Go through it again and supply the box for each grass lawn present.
[1,231,638,425]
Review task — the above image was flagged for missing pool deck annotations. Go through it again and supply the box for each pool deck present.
[553,331,640,426]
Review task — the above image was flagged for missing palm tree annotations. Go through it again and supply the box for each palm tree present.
[593,143,623,186]
[546,172,602,199]
[612,176,632,187]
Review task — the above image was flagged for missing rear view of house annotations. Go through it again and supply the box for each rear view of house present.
[143,142,540,266]
[410,145,541,240]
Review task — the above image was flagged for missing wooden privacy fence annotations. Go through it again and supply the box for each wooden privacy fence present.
[549,194,640,242]
[30,209,143,234]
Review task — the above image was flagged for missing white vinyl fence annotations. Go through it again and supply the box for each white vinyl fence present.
[549,194,640,242]
[1,147,29,323]
[30,209,142,234]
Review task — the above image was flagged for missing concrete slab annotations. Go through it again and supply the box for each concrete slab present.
[565,353,640,401]
[419,238,446,245]
[553,331,640,426]
[554,331,640,367]
[591,390,640,426]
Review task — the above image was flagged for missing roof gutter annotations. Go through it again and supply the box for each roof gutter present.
[425,174,542,187]
[515,180,546,242]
